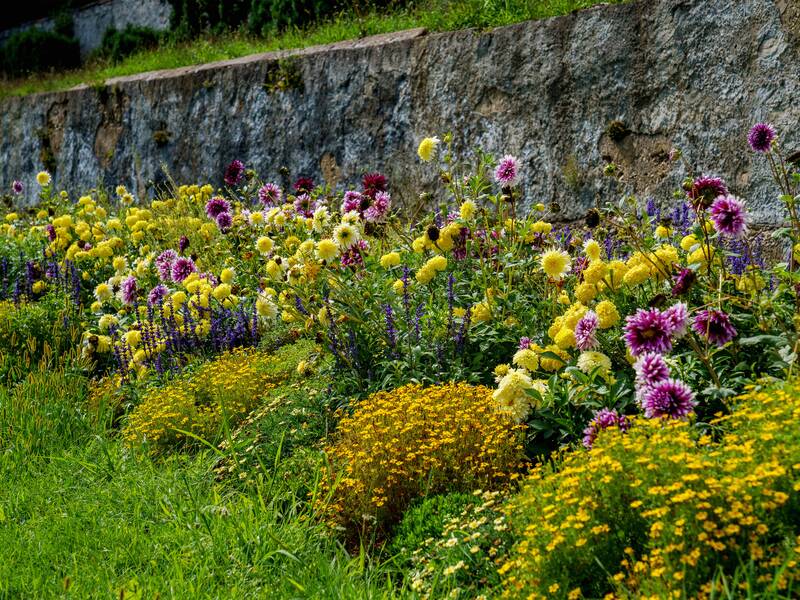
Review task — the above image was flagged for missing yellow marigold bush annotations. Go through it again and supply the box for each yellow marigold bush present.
[124,347,279,451]
[499,384,800,599]
[319,382,525,539]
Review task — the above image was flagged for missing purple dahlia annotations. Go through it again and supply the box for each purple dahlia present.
[148,284,169,306]
[623,308,673,357]
[120,275,138,305]
[641,378,696,419]
[293,193,316,218]
[171,257,196,282]
[671,268,696,297]
[216,211,233,231]
[633,352,671,388]
[205,196,230,220]
[582,408,630,449]
[692,309,737,347]
[224,159,245,186]
[748,122,776,153]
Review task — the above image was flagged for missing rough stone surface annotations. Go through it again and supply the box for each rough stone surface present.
[0,0,172,58]
[0,0,798,224]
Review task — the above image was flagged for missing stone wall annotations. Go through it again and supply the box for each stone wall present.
[0,0,798,224]
[0,0,172,58]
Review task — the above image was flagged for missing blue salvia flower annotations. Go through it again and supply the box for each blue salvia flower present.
[455,307,471,354]
[383,303,397,356]
[447,274,455,336]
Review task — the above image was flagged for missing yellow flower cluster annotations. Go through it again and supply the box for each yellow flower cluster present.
[123,347,279,451]
[318,382,525,538]
[499,384,800,599]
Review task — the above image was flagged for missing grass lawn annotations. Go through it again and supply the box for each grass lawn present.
[0,0,628,97]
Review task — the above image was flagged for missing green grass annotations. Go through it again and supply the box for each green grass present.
[0,441,399,598]
[1,0,628,97]
[0,344,403,599]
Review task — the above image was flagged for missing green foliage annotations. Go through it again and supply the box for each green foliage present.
[398,489,513,598]
[0,26,80,77]
[214,364,333,486]
[389,492,475,561]
[97,25,161,64]
[0,294,83,384]
[0,366,90,465]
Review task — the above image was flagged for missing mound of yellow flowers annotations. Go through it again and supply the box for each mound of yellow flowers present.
[500,384,800,599]
[319,382,525,540]
[124,347,280,451]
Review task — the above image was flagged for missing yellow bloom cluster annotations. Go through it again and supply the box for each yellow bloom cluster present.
[499,384,800,599]
[124,347,279,451]
[319,382,525,538]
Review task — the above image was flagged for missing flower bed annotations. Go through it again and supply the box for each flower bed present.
[1,122,800,593]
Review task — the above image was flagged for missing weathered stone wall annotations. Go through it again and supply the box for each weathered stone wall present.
[0,0,172,58]
[0,0,798,224]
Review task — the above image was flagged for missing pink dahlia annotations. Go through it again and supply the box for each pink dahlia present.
[663,302,689,338]
[155,249,178,282]
[575,310,599,351]
[364,191,391,223]
[258,183,282,206]
[709,195,747,238]
[494,155,520,187]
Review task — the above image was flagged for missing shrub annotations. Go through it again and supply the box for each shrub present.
[124,346,281,451]
[98,25,161,64]
[318,382,525,540]
[214,357,332,485]
[499,384,800,599]
[401,489,514,598]
[0,27,80,77]
[389,492,475,562]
